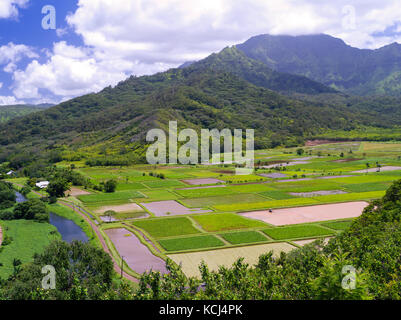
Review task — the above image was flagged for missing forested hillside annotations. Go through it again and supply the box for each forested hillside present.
[0,104,51,123]
[237,34,401,96]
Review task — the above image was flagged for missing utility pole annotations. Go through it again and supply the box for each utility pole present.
[121,256,124,278]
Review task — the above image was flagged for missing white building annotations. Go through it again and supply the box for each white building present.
[36,181,49,189]
[6,170,15,176]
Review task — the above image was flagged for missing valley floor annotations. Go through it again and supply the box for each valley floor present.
[4,141,401,281]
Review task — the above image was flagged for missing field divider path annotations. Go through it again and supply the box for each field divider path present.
[187,216,207,233]
[122,222,162,253]
[0,225,3,247]
[57,200,138,283]
[214,234,230,246]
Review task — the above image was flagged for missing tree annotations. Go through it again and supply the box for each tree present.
[103,180,117,193]
[104,210,117,222]
[296,148,305,156]
[13,198,49,221]
[20,186,31,197]
[1,240,114,300]
[47,178,70,198]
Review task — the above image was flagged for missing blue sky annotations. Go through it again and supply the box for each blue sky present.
[0,0,400,105]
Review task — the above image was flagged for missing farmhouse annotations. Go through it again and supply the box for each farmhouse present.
[6,170,15,176]
[36,181,49,189]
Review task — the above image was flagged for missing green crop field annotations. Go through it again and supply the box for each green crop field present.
[343,182,391,193]
[159,235,225,251]
[220,231,269,245]
[143,180,185,189]
[182,193,267,208]
[259,190,296,200]
[321,220,354,231]
[214,197,319,212]
[262,225,335,240]
[131,217,201,238]
[192,213,267,232]
[175,187,235,198]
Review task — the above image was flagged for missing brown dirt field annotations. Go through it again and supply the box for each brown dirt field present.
[240,202,369,226]
[65,187,91,197]
[105,228,168,275]
[168,242,295,278]
[178,185,227,190]
[95,203,144,214]
[182,178,224,185]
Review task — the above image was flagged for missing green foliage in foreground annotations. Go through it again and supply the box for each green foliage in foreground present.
[159,235,224,251]
[0,241,113,300]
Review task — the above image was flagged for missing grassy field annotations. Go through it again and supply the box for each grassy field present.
[192,213,268,232]
[0,220,60,279]
[159,235,225,251]
[131,217,201,238]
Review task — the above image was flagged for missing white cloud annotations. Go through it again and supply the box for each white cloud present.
[0,95,23,105]
[0,42,38,71]
[0,0,28,19]
[7,0,401,103]
[12,42,132,101]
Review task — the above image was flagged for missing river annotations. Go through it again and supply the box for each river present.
[16,191,88,243]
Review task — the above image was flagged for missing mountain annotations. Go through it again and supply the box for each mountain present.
[237,34,401,96]
[187,46,337,95]
[0,36,400,169]
[0,104,53,123]
[0,65,375,169]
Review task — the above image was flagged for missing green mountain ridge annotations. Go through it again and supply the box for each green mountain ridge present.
[237,34,401,96]
[0,35,400,169]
